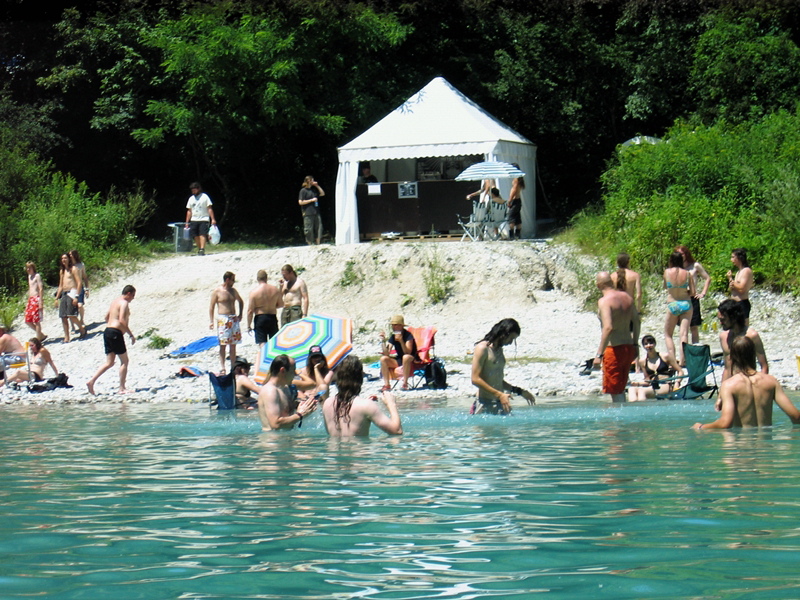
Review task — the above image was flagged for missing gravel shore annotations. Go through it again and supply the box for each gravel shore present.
[4,241,800,407]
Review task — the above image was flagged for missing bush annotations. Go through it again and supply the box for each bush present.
[569,106,800,292]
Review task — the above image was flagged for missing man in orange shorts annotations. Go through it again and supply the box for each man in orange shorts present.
[593,271,640,402]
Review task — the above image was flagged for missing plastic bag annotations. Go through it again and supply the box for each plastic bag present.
[209,224,221,245]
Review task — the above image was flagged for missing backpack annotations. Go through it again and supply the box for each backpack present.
[424,358,447,389]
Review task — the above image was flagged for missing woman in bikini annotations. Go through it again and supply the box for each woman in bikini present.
[663,251,696,366]
[628,335,683,401]
[295,345,335,400]
[6,338,58,385]
[233,357,260,409]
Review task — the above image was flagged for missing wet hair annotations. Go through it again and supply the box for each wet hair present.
[332,355,363,430]
[25,261,36,272]
[69,249,82,264]
[732,248,749,267]
[668,251,684,269]
[616,252,630,269]
[730,335,757,374]
[675,245,695,265]
[59,253,73,272]
[223,271,235,282]
[270,354,293,377]
[257,269,268,282]
[718,299,746,329]
[641,334,657,347]
[480,318,521,347]
[122,284,136,296]
[614,268,627,292]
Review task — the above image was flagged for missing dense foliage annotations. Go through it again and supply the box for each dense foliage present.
[3,0,800,293]
[569,107,800,291]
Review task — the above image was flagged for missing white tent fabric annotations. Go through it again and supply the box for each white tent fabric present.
[335,77,537,245]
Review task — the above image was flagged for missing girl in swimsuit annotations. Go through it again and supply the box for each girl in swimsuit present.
[663,251,696,366]
[628,335,683,401]
[233,357,260,409]
[6,338,58,385]
[295,345,335,399]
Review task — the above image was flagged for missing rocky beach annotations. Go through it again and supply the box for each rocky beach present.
[4,240,800,407]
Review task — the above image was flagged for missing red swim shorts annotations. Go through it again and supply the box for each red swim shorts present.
[602,344,636,394]
[24,295,41,324]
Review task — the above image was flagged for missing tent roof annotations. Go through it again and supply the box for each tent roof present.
[338,77,535,161]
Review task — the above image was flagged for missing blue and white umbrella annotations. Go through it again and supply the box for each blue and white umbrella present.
[455,161,525,181]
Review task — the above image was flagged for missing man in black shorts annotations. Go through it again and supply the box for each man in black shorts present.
[246,269,283,347]
[87,285,136,395]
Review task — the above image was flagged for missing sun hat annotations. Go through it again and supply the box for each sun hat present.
[390,315,405,326]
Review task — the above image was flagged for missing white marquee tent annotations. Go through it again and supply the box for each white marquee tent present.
[334,77,537,244]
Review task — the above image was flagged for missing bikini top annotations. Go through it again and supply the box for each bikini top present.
[644,355,673,379]
[665,270,689,289]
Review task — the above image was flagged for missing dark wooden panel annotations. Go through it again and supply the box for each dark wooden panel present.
[357,180,476,237]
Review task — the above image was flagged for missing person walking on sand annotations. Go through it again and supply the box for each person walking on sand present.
[24,262,47,342]
[727,247,753,325]
[55,253,85,342]
[184,182,216,256]
[247,269,283,347]
[594,271,640,402]
[257,354,318,431]
[210,271,244,373]
[298,175,324,245]
[693,336,800,429]
[471,318,536,414]
[322,355,403,436]
[86,285,136,395]
[279,264,309,327]
[610,252,642,312]
[717,299,767,382]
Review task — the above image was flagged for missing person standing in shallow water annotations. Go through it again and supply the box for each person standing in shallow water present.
[322,355,402,436]
[86,285,136,395]
[471,318,536,414]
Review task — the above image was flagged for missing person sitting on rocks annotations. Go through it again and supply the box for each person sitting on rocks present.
[5,337,58,386]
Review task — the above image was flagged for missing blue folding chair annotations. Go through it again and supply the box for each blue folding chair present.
[209,372,236,410]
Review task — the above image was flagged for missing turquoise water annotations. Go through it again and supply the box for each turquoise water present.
[2,399,800,599]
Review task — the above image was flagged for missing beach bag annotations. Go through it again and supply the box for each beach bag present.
[425,358,447,389]
[209,224,221,245]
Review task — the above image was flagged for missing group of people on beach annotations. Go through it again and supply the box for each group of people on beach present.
[593,246,800,429]
[464,171,525,240]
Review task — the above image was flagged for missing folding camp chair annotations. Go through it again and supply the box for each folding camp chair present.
[1,342,30,389]
[389,326,437,390]
[209,371,237,410]
[485,201,508,240]
[458,201,489,241]
[655,343,718,400]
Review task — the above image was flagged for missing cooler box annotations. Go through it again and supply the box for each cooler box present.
[168,222,193,253]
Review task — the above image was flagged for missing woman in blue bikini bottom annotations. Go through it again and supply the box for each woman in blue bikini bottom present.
[667,300,691,315]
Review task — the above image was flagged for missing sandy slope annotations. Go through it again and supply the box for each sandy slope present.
[5,240,800,405]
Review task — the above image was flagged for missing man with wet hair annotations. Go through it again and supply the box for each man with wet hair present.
[257,354,317,431]
[717,298,767,382]
[693,336,799,429]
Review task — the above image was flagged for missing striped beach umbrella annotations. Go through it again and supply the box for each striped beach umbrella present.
[254,314,353,384]
[455,161,525,181]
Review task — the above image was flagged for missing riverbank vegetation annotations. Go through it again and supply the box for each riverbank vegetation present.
[3,2,800,296]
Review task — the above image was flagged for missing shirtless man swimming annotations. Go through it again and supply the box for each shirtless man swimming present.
[727,247,754,325]
[322,355,402,436]
[209,271,244,373]
[279,264,309,326]
[610,252,642,312]
[246,269,283,347]
[86,285,136,395]
[257,354,317,431]
[717,299,767,382]
[471,318,536,414]
[693,336,800,429]
[594,271,640,402]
